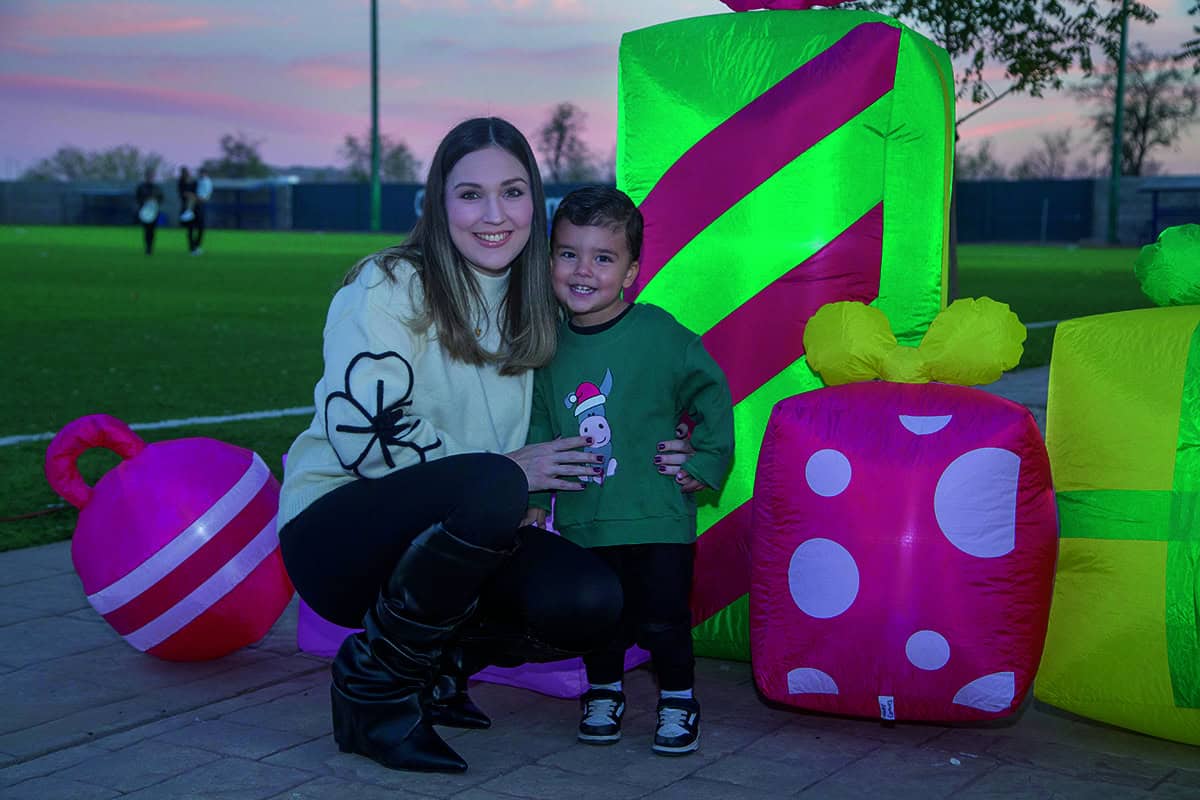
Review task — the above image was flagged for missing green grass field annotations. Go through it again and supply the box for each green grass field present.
[0,225,1151,552]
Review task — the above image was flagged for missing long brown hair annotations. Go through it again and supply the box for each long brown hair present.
[345,117,556,374]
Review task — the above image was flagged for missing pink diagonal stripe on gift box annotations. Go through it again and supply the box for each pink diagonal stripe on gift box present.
[630,22,900,294]
[703,203,883,404]
[691,501,755,626]
[690,204,883,626]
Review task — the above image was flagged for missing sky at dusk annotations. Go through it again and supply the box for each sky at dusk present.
[0,0,1196,180]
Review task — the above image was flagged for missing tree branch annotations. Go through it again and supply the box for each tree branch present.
[956,85,1017,127]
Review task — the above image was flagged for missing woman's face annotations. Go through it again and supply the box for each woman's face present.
[444,146,535,277]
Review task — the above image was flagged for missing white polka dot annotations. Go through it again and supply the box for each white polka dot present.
[952,671,1016,712]
[899,414,952,435]
[934,447,1019,558]
[805,449,851,497]
[786,667,839,695]
[905,630,950,670]
[788,538,860,618]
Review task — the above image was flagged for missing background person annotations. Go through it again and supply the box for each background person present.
[190,167,212,255]
[177,166,198,253]
[134,167,163,255]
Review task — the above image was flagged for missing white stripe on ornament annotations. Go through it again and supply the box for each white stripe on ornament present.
[86,454,272,614]
[123,517,281,651]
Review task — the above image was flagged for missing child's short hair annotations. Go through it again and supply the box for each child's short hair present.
[551,186,644,262]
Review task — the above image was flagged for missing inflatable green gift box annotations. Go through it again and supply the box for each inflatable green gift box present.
[617,7,953,658]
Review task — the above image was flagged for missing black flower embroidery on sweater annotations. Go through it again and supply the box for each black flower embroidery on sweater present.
[325,351,441,477]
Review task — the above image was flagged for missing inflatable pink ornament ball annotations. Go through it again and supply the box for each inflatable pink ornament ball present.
[45,414,294,661]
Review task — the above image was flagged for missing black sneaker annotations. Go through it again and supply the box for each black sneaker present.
[578,688,625,744]
[653,696,700,755]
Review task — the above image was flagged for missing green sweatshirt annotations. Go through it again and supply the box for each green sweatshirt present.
[528,303,734,548]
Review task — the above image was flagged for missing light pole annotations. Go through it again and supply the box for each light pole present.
[369,0,381,232]
[1106,0,1129,245]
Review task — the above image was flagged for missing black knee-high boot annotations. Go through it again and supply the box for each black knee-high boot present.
[330,523,511,773]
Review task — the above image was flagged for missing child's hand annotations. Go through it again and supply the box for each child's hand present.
[522,507,548,529]
[674,468,706,494]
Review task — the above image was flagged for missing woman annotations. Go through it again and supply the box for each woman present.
[279,117,696,774]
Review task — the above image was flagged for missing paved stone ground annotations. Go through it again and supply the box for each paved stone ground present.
[4,366,1199,799]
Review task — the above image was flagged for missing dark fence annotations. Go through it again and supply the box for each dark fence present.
[291,184,419,232]
[956,179,1095,243]
[290,182,598,233]
[5,177,1196,243]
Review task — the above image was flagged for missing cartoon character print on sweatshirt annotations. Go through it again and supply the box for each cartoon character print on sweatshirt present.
[564,368,618,485]
[325,351,442,477]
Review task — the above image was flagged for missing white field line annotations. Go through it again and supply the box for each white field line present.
[0,406,315,448]
[3,317,1065,450]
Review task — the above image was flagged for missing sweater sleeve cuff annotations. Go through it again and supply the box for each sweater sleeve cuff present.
[683,452,727,491]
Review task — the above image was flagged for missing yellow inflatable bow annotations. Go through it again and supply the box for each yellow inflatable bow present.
[804,297,1026,386]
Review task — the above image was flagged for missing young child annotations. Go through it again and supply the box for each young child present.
[524,186,734,756]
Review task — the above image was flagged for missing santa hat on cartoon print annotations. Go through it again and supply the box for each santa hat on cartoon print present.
[566,381,607,417]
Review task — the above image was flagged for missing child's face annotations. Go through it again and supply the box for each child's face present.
[551,221,639,327]
[445,146,534,277]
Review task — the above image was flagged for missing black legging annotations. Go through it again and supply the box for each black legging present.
[279,452,622,657]
[584,543,695,690]
[141,222,156,254]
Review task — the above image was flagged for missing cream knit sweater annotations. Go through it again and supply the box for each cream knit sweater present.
[278,259,532,530]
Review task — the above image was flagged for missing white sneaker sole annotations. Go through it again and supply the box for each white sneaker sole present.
[578,731,621,745]
[652,733,700,756]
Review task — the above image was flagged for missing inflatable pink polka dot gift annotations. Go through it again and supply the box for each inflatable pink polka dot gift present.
[749,300,1058,721]
[45,414,294,661]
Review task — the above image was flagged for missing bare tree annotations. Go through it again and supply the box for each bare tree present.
[597,145,617,184]
[956,138,1007,179]
[1011,130,1075,179]
[1073,43,1200,176]
[201,132,272,179]
[22,145,169,182]
[537,102,597,183]
[340,134,421,182]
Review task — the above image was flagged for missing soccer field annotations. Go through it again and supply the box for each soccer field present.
[0,225,1151,551]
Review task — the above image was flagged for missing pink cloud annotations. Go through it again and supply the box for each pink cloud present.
[1,2,287,44]
[959,112,1076,140]
[287,58,370,91]
[0,73,362,135]
[3,3,211,39]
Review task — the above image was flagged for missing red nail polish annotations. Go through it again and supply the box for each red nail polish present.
[587,438,594,445]
[658,466,666,473]
[654,456,662,464]
[657,443,665,451]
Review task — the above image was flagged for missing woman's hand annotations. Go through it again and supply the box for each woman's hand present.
[654,437,706,494]
[507,436,601,492]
